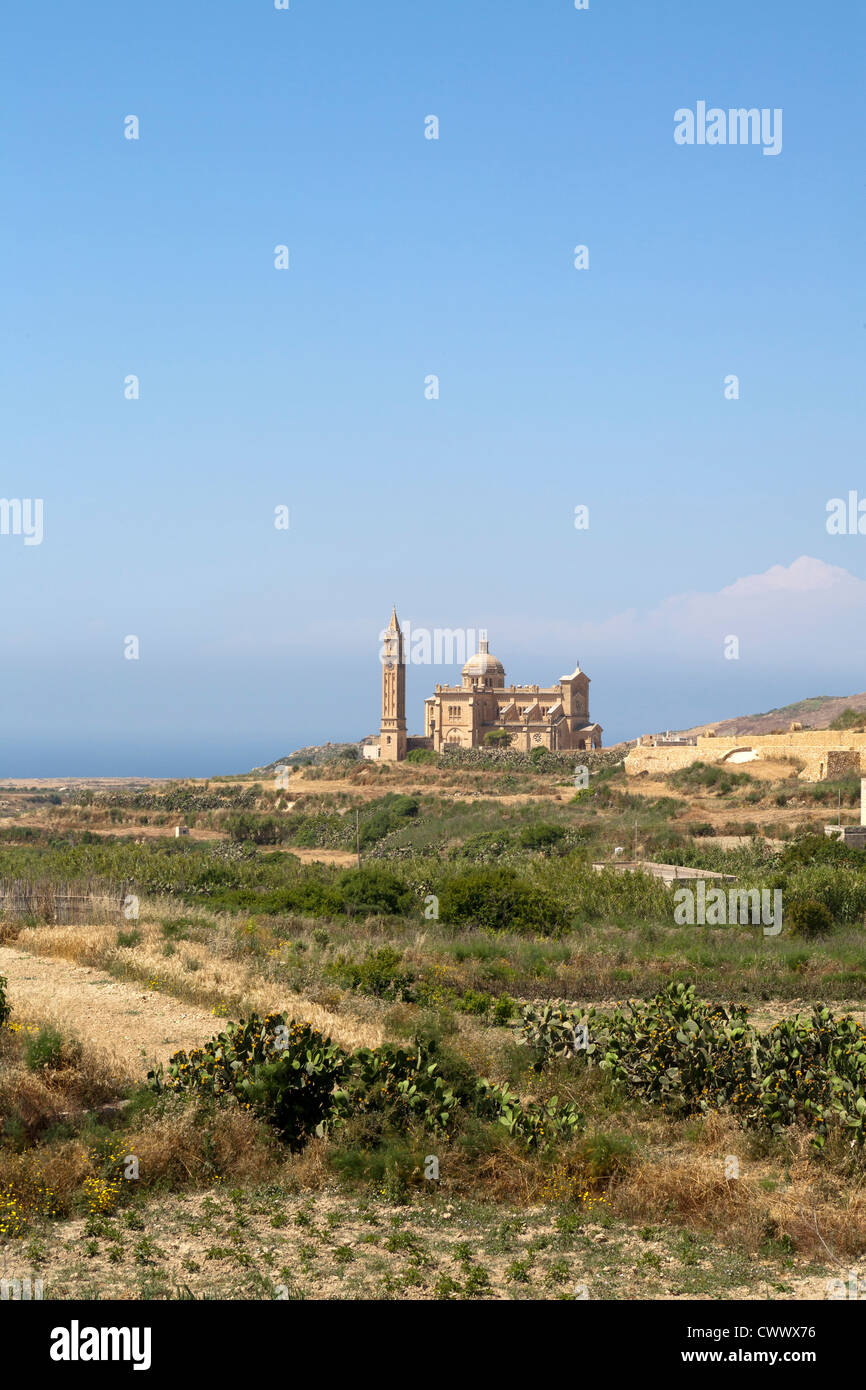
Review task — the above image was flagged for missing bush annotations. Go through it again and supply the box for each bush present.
[358,794,420,848]
[329,746,359,762]
[518,823,567,852]
[829,708,866,732]
[150,1014,579,1153]
[458,829,513,862]
[781,834,863,869]
[226,813,287,845]
[161,917,198,940]
[326,946,416,1000]
[148,1014,344,1152]
[483,729,512,747]
[520,984,866,1151]
[24,1025,67,1072]
[438,867,568,936]
[669,762,751,795]
[337,1041,461,1134]
[450,988,511,1024]
[0,973,9,1027]
[491,994,517,1025]
[787,897,835,938]
[405,748,438,765]
[573,1131,636,1181]
[336,866,415,918]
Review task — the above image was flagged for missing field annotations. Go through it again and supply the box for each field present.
[2,747,866,1302]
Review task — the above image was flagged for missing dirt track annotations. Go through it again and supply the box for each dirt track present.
[0,944,220,1075]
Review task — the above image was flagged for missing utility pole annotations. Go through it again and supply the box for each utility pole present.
[634,819,638,863]
[356,808,361,870]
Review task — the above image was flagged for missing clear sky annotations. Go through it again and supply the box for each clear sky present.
[1,0,863,775]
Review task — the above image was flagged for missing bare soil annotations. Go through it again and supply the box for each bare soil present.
[0,944,220,1075]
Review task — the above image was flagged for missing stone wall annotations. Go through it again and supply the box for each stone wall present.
[625,730,866,782]
[623,745,710,777]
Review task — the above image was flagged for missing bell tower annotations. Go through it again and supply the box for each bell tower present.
[380,606,407,761]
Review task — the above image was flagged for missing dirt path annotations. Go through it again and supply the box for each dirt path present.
[269,846,359,866]
[0,944,221,1076]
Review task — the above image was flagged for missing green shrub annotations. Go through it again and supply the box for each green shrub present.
[516,1002,586,1070]
[358,795,420,848]
[454,988,492,1016]
[151,1013,580,1154]
[473,1078,580,1149]
[781,834,863,869]
[326,946,416,1000]
[573,1131,636,1180]
[521,984,866,1150]
[226,813,287,845]
[24,1025,67,1072]
[161,916,199,938]
[405,748,438,764]
[518,823,567,852]
[491,994,517,1026]
[336,1041,461,1134]
[438,867,568,936]
[750,1008,866,1148]
[669,762,752,795]
[829,708,866,732]
[787,897,835,938]
[458,830,513,863]
[336,866,415,918]
[483,730,512,747]
[148,1014,345,1152]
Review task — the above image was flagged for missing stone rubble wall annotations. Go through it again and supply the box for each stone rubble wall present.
[625,730,866,782]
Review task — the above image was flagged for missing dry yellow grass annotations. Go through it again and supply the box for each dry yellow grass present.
[612,1120,866,1263]
[0,1140,94,1222]
[0,1030,126,1140]
[11,920,383,1053]
[124,1096,279,1188]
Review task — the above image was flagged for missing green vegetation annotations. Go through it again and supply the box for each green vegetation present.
[520,982,866,1151]
[23,1025,67,1073]
[669,762,753,794]
[438,867,569,936]
[829,707,866,732]
[4,757,866,1299]
[787,898,835,939]
[148,1012,581,1154]
[325,946,417,1000]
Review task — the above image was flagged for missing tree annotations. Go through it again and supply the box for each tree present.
[484,729,512,747]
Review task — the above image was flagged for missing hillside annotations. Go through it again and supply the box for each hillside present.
[253,741,362,773]
[670,692,866,740]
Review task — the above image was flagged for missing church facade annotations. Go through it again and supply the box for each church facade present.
[372,608,602,761]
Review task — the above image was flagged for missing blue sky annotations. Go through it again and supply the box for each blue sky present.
[0,0,863,774]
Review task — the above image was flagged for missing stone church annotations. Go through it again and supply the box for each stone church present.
[370,608,602,761]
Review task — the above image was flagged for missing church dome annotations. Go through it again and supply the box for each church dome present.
[462,638,505,682]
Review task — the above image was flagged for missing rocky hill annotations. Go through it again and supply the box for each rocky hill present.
[253,742,362,774]
[670,693,866,740]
